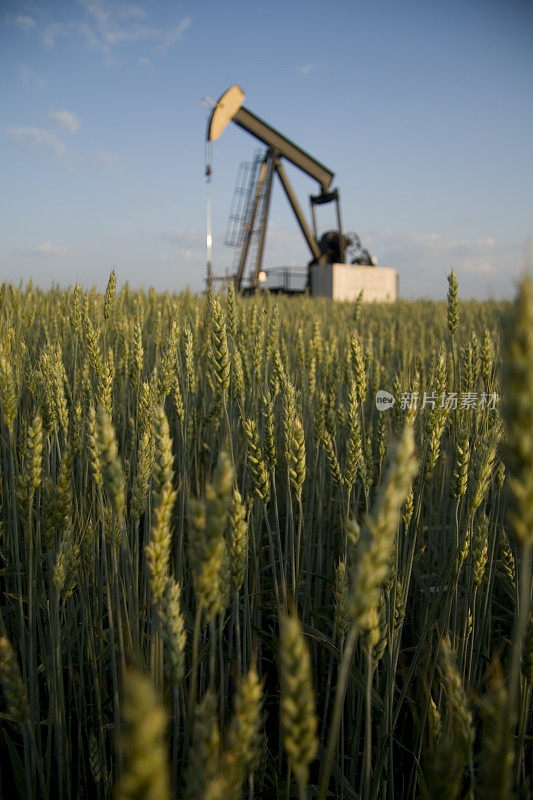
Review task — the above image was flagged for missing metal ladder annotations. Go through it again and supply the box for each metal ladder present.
[224,150,268,275]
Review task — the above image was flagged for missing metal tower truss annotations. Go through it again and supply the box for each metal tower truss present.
[225,150,263,249]
[207,84,375,291]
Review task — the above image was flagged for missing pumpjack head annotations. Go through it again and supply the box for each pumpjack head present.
[207,85,245,141]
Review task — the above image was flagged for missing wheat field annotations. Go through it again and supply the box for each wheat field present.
[0,272,531,799]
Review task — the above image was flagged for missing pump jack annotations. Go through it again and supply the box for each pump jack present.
[207,85,375,293]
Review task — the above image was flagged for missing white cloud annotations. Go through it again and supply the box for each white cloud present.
[462,260,495,275]
[35,243,69,256]
[297,63,315,76]
[18,64,47,90]
[9,2,192,60]
[366,231,504,267]
[81,0,111,29]
[117,4,146,20]
[49,110,81,133]
[6,126,66,156]
[178,248,203,263]
[364,229,523,298]
[37,1,192,56]
[156,16,191,54]
[265,221,301,248]
[176,16,192,35]
[15,15,36,31]
[162,228,205,247]
[138,56,151,66]
[161,229,205,264]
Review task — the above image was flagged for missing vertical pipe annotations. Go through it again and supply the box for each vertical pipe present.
[252,149,276,289]
[205,141,213,291]
[235,155,268,290]
[206,179,213,291]
[335,189,345,263]
[310,198,318,240]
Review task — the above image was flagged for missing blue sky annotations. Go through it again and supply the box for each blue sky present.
[1,0,532,299]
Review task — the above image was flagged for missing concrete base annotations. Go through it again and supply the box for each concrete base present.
[310,263,398,302]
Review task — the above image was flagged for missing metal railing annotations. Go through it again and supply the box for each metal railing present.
[241,266,308,294]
